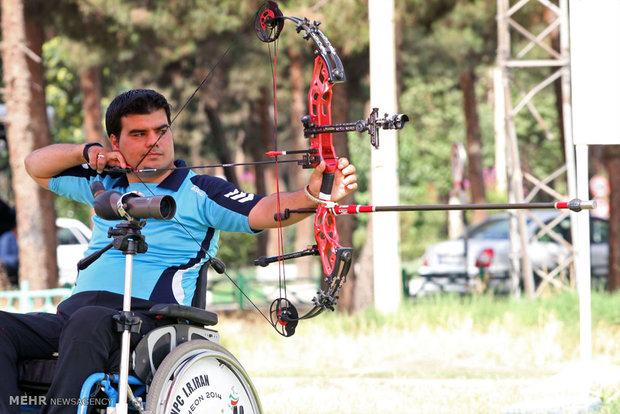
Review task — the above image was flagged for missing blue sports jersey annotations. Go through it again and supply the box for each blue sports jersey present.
[48,160,263,305]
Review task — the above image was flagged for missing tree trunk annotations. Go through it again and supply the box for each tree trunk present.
[459,69,487,225]
[604,145,620,292]
[543,7,565,150]
[289,46,314,281]
[354,214,374,311]
[80,65,108,146]
[248,86,279,262]
[247,87,273,259]
[331,79,356,313]
[25,20,57,289]
[202,101,239,188]
[2,0,58,289]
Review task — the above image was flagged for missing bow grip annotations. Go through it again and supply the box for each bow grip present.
[319,171,335,201]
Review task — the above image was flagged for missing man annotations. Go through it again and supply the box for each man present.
[0,213,18,286]
[0,89,357,413]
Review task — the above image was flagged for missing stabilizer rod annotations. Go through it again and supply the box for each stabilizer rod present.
[277,198,597,218]
[254,246,319,267]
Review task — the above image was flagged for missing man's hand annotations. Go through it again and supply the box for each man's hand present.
[86,146,128,174]
[25,143,133,189]
[248,158,358,230]
[308,158,357,203]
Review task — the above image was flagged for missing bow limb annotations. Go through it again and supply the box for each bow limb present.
[309,56,339,198]
[306,50,353,314]
[314,204,353,296]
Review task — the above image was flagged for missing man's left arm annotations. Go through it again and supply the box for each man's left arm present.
[248,158,357,230]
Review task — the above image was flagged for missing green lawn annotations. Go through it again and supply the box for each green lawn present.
[216,291,620,413]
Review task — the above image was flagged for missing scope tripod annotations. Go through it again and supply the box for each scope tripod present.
[77,218,148,414]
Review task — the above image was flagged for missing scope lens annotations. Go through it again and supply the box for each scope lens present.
[159,197,176,220]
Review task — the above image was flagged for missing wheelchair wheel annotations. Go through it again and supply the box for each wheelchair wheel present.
[145,339,261,413]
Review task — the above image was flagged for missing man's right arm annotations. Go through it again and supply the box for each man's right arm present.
[25,143,91,189]
[25,143,124,189]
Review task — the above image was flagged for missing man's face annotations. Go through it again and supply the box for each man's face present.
[110,109,175,182]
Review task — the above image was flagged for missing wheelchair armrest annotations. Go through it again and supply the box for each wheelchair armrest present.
[148,304,218,327]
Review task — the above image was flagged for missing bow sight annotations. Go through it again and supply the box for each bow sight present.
[302,108,409,150]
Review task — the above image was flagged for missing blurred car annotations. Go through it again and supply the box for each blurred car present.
[0,215,91,287]
[56,217,91,286]
[410,211,608,296]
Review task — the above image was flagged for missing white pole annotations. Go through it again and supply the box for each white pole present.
[575,144,592,393]
[493,67,507,193]
[368,0,401,313]
[561,0,592,391]
[567,0,620,396]
[116,250,134,414]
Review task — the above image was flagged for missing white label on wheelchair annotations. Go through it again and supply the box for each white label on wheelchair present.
[164,357,255,414]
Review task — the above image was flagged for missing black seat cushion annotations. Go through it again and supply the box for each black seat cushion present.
[148,304,218,326]
[18,358,57,394]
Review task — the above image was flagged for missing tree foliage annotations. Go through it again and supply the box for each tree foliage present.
[1,0,571,270]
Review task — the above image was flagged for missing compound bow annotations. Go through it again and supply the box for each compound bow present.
[252,1,409,336]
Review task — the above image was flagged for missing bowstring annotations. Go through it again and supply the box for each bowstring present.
[267,32,289,306]
[130,172,274,327]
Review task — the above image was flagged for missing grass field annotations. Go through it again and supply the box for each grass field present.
[216,291,620,413]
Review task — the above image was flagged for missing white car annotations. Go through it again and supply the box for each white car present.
[56,217,92,286]
[410,211,609,296]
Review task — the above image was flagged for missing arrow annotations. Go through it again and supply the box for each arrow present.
[276,198,597,220]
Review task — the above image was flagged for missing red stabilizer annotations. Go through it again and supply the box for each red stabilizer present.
[337,205,375,214]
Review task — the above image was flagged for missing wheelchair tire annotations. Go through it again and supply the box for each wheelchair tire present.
[145,339,261,414]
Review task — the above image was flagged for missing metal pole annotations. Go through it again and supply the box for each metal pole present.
[560,0,579,280]
[575,144,593,391]
[116,243,135,414]
[493,67,507,193]
[498,0,536,297]
[498,0,521,296]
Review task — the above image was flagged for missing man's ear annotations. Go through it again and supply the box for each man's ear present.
[110,135,120,151]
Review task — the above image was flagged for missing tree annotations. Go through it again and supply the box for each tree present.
[459,68,486,224]
[1,0,58,289]
[395,0,496,258]
[604,145,620,292]
[80,65,107,146]
[425,0,497,225]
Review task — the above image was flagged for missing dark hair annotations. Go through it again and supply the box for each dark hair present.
[105,89,172,138]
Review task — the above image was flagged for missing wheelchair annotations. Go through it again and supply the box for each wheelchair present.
[17,257,262,412]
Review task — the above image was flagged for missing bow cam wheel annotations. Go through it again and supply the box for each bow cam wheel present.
[270,298,299,337]
[255,1,284,42]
